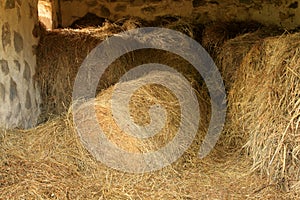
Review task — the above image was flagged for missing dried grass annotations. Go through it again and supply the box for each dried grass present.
[36,21,125,122]
[228,32,300,191]
[3,17,300,199]
[36,17,201,123]
[202,24,300,193]
[1,89,297,199]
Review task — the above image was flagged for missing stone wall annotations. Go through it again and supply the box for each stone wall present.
[38,0,60,29]
[58,0,300,29]
[0,0,41,129]
[38,0,53,29]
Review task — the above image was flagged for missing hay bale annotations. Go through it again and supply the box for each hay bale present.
[36,20,203,122]
[36,20,144,122]
[206,28,283,154]
[216,30,266,89]
[229,32,300,191]
[204,23,283,90]
[72,70,210,162]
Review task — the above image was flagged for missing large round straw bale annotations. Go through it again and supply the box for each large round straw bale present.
[36,18,201,122]
[73,70,210,159]
[213,29,282,153]
[36,23,123,122]
[229,32,300,191]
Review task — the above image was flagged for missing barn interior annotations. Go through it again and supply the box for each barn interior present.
[1,0,300,199]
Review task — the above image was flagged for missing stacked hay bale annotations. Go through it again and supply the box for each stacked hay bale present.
[215,29,283,151]
[202,24,281,152]
[36,22,124,122]
[229,33,300,191]
[203,22,300,191]
[36,17,200,122]
[201,21,264,59]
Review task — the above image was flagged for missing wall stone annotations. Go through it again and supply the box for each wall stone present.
[13,31,24,53]
[0,59,9,75]
[38,0,53,29]
[0,0,41,129]
[2,22,11,50]
[59,0,300,29]
[0,83,5,101]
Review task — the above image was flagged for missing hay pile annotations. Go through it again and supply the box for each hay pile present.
[1,78,297,199]
[227,32,300,191]
[92,71,199,154]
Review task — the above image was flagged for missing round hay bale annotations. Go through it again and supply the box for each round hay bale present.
[211,28,283,153]
[163,19,196,39]
[72,70,211,165]
[229,32,300,191]
[36,23,124,122]
[36,18,201,122]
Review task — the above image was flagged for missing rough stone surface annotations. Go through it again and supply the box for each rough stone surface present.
[14,103,21,117]
[2,22,11,50]
[239,0,252,4]
[9,78,18,101]
[16,0,22,6]
[131,0,144,7]
[86,0,98,6]
[114,4,127,12]
[17,6,21,22]
[141,6,156,15]
[193,0,206,7]
[0,60,9,75]
[28,3,34,18]
[59,0,300,29]
[25,90,32,109]
[23,61,31,82]
[100,5,110,17]
[288,1,298,8]
[14,60,21,71]
[14,31,24,53]
[0,0,41,129]
[0,83,5,101]
[38,0,53,29]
